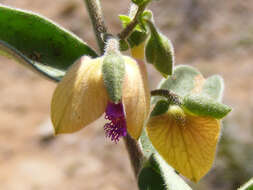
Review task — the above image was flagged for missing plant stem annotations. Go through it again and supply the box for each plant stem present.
[118,4,147,40]
[151,89,182,105]
[84,0,107,54]
[124,134,144,178]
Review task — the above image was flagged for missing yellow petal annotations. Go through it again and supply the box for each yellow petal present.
[51,56,109,134]
[130,42,145,60]
[147,113,220,182]
[123,56,150,139]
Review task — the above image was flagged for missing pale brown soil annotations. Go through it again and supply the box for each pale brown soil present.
[0,0,252,190]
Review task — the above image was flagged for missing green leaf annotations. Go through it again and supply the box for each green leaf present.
[102,52,125,103]
[0,40,64,81]
[119,15,132,28]
[201,75,224,102]
[182,94,232,119]
[138,157,167,190]
[156,66,227,106]
[238,178,253,190]
[153,65,202,105]
[139,130,192,190]
[0,4,97,81]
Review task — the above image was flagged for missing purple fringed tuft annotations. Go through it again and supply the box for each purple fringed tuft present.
[104,102,127,143]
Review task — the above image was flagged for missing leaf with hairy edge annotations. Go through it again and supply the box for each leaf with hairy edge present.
[158,65,203,97]
[0,40,64,81]
[0,4,97,81]
[152,65,203,105]
[201,75,224,102]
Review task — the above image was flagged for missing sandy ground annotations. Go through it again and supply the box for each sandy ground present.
[0,0,253,189]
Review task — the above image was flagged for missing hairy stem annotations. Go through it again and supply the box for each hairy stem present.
[84,0,107,54]
[124,134,144,178]
[118,4,147,40]
[151,89,182,105]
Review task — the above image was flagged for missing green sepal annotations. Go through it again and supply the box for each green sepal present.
[150,100,170,117]
[201,75,224,102]
[0,4,97,81]
[182,94,232,119]
[102,53,125,103]
[145,21,174,77]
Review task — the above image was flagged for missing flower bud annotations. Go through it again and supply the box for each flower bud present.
[102,38,125,104]
[145,21,174,78]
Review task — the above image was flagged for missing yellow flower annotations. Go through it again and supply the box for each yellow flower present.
[147,105,220,182]
[51,55,150,141]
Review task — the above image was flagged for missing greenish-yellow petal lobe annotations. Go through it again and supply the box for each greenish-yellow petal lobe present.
[123,57,150,139]
[51,56,109,134]
[147,113,220,182]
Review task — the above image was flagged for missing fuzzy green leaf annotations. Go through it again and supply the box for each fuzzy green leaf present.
[152,65,202,105]
[156,66,226,104]
[201,75,224,102]
[138,156,167,190]
[182,94,232,119]
[0,4,97,81]
[102,53,125,103]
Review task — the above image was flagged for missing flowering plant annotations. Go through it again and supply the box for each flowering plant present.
[1,0,248,189]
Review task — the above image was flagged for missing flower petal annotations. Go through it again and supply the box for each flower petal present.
[123,57,150,139]
[130,42,145,60]
[147,113,220,182]
[51,56,108,134]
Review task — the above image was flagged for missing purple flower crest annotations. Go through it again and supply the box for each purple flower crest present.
[104,101,127,143]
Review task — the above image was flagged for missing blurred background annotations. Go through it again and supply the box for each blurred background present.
[0,0,252,189]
